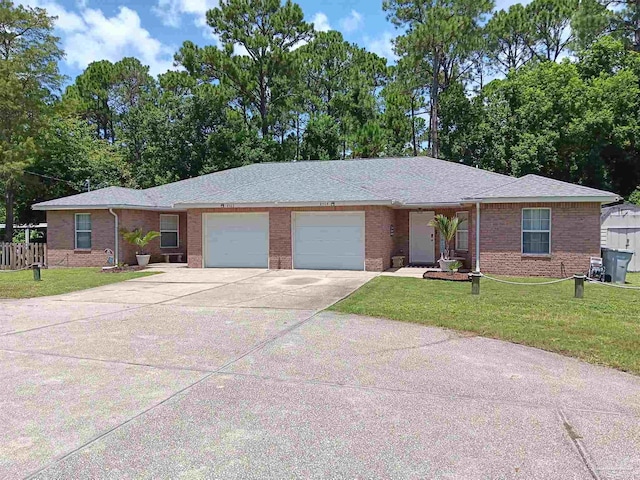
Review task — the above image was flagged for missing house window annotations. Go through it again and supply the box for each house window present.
[456,212,469,251]
[75,213,92,249]
[160,214,179,248]
[522,208,551,255]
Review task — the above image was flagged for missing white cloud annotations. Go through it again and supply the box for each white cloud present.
[339,10,363,33]
[233,43,249,56]
[17,0,177,77]
[495,0,532,10]
[153,0,217,35]
[364,32,397,62]
[310,12,331,32]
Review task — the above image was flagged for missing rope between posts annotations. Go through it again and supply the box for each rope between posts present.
[587,279,640,290]
[0,265,35,272]
[479,273,575,286]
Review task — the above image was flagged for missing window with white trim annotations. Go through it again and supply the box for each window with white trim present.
[455,212,469,251]
[160,214,179,248]
[75,213,92,249]
[522,208,551,255]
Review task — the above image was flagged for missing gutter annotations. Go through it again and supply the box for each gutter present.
[462,195,619,204]
[108,208,119,265]
[172,200,397,209]
[32,204,181,212]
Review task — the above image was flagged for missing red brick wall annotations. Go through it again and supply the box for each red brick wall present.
[118,210,187,264]
[479,202,601,277]
[269,209,292,269]
[365,207,395,271]
[46,210,116,267]
[393,208,474,269]
[187,206,395,271]
[46,209,187,267]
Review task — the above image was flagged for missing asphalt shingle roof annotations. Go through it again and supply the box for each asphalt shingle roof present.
[34,186,161,208]
[33,157,619,210]
[465,174,617,200]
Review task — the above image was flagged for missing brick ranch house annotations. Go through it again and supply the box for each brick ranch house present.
[33,157,619,276]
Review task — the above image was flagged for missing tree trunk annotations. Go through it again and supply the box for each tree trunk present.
[430,52,441,159]
[295,115,300,162]
[3,186,14,242]
[411,97,417,156]
[635,0,640,52]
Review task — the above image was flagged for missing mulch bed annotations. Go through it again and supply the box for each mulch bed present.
[101,266,147,273]
[423,271,470,282]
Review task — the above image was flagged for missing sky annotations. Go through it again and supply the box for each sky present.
[17,0,526,82]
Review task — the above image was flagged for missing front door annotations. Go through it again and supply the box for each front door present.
[409,211,435,264]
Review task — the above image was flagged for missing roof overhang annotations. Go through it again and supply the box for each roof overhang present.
[32,204,183,212]
[462,195,620,204]
[395,202,466,209]
[172,200,397,209]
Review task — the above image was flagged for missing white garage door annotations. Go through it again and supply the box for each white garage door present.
[203,213,269,268]
[293,212,365,270]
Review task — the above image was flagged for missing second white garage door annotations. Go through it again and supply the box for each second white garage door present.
[203,213,269,268]
[293,212,365,270]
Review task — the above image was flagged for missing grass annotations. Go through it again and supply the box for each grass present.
[0,267,158,299]
[330,272,640,375]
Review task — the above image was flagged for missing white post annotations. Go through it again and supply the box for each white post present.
[25,228,30,244]
[475,202,481,273]
[108,208,119,265]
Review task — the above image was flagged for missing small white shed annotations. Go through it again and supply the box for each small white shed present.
[601,203,640,272]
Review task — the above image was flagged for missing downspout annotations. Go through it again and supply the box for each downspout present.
[475,202,481,273]
[108,208,119,265]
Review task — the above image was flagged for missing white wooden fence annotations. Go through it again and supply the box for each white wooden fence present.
[0,243,47,270]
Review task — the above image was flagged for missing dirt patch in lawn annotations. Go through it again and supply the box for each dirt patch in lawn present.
[423,271,469,282]
[101,266,148,273]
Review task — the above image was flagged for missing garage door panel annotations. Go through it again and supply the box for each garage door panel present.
[204,213,269,268]
[293,213,365,270]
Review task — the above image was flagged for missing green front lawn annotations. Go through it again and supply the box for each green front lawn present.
[330,272,640,374]
[0,268,158,299]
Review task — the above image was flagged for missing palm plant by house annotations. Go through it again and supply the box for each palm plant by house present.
[428,214,460,270]
[120,228,160,266]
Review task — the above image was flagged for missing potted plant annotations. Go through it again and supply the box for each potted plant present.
[428,214,460,272]
[448,260,462,274]
[120,228,160,267]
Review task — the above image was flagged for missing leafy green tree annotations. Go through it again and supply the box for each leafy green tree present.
[524,0,578,61]
[352,120,386,158]
[136,71,267,187]
[177,0,312,139]
[300,114,341,160]
[485,5,532,74]
[574,0,640,52]
[63,60,117,141]
[443,39,640,196]
[296,30,388,158]
[16,115,128,224]
[382,61,428,155]
[0,0,63,241]
[385,0,494,158]
[63,57,156,181]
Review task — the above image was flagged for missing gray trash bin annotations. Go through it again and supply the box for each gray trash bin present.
[601,247,635,284]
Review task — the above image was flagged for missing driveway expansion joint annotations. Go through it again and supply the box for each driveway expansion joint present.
[215,370,634,419]
[0,305,142,337]
[22,306,320,480]
[558,408,602,480]
[0,348,215,374]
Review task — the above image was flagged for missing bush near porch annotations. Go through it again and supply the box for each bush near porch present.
[330,273,640,375]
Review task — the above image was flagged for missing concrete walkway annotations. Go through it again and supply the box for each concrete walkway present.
[1,268,639,479]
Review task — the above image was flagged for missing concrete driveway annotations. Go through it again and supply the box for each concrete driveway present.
[1,268,639,479]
